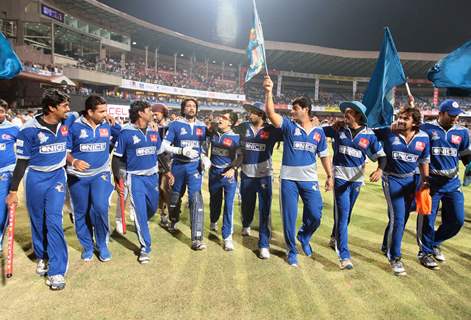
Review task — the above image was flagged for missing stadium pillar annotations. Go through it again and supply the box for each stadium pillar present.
[314,77,320,101]
[145,46,148,75]
[222,61,225,80]
[276,74,282,97]
[174,53,177,76]
[121,52,126,69]
[51,22,55,65]
[352,80,357,99]
[158,48,159,74]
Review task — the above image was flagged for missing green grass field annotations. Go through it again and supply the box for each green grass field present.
[1,147,470,320]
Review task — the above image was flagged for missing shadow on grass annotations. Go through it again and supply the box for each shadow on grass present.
[110,230,141,255]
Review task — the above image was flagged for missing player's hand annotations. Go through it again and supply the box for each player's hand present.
[201,156,211,171]
[420,180,430,190]
[369,168,382,182]
[149,122,158,131]
[263,76,273,94]
[6,192,18,207]
[181,146,199,159]
[105,114,116,126]
[165,172,175,187]
[408,95,415,107]
[115,179,125,198]
[325,176,333,192]
[222,168,235,179]
[73,159,90,172]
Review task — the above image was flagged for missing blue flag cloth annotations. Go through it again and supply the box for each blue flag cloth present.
[362,27,406,128]
[0,32,22,80]
[245,0,267,83]
[428,40,471,89]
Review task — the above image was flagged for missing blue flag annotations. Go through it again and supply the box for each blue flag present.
[245,0,267,83]
[428,40,471,89]
[0,32,22,80]
[363,27,406,128]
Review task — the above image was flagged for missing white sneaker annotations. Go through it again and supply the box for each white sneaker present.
[210,222,218,232]
[259,248,270,259]
[390,258,406,275]
[224,237,234,251]
[36,259,48,276]
[241,227,251,236]
[115,220,124,235]
[46,274,66,290]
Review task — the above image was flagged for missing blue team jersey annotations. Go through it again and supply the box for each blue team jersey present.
[16,113,77,172]
[0,120,19,173]
[235,121,282,177]
[114,124,161,175]
[374,127,430,176]
[163,118,206,163]
[66,116,121,177]
[209,130,240,168]
[323,126,385,182]
[279,116,328,181]
[420,120,471,179]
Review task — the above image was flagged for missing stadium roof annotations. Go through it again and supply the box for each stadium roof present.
[49,0,445,79]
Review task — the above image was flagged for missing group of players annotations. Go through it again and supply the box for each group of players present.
[0,75,469,290]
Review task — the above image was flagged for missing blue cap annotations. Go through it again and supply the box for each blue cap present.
[243,101,266,115]
[339,101,368,125]
[439,99,463,116]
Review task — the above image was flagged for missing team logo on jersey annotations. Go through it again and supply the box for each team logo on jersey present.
[259,130,270,140]
[358,138,369,149]
[339,132,347,140]
[1,134,12,140]
[314,132,321,142]
[79,129,89,139]
[451,135,462,145]
[392,137,401,145]
[99,128,109,137]
[60,126,68,136]
[223,138,232,146]
[150,134,158,142]
[37,132,49,144]
[431,131,440,140]
[196,128,203,136]
[294,128,301,136]
[132,135,141,144]
[415,141,425,151]
[180,128,188,135]
[54,183,65,193]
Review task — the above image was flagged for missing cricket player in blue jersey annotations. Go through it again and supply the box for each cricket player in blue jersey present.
[415,99,471,269]
[374,107,430,275]
[66,95,120,262]
[263,76,333,267]
[6,89,77,290]
[0,99,19,249]
[112,100,163,264]
[208,111,242,251]
[323,101,386,270]
[233,102,282,259]
[161,98,209,251]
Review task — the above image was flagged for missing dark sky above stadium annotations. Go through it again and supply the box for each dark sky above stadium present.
[98,0,470,53]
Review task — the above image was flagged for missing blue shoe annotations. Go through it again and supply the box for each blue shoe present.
[287,252,298,267]
[81,249,94,261]
[297,234,313,257]
[98,247,112,262]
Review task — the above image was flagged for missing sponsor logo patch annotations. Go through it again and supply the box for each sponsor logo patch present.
[415,141,425,151]
[451,135,462,145]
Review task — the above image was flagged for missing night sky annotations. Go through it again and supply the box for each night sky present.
[98,0,471,53]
